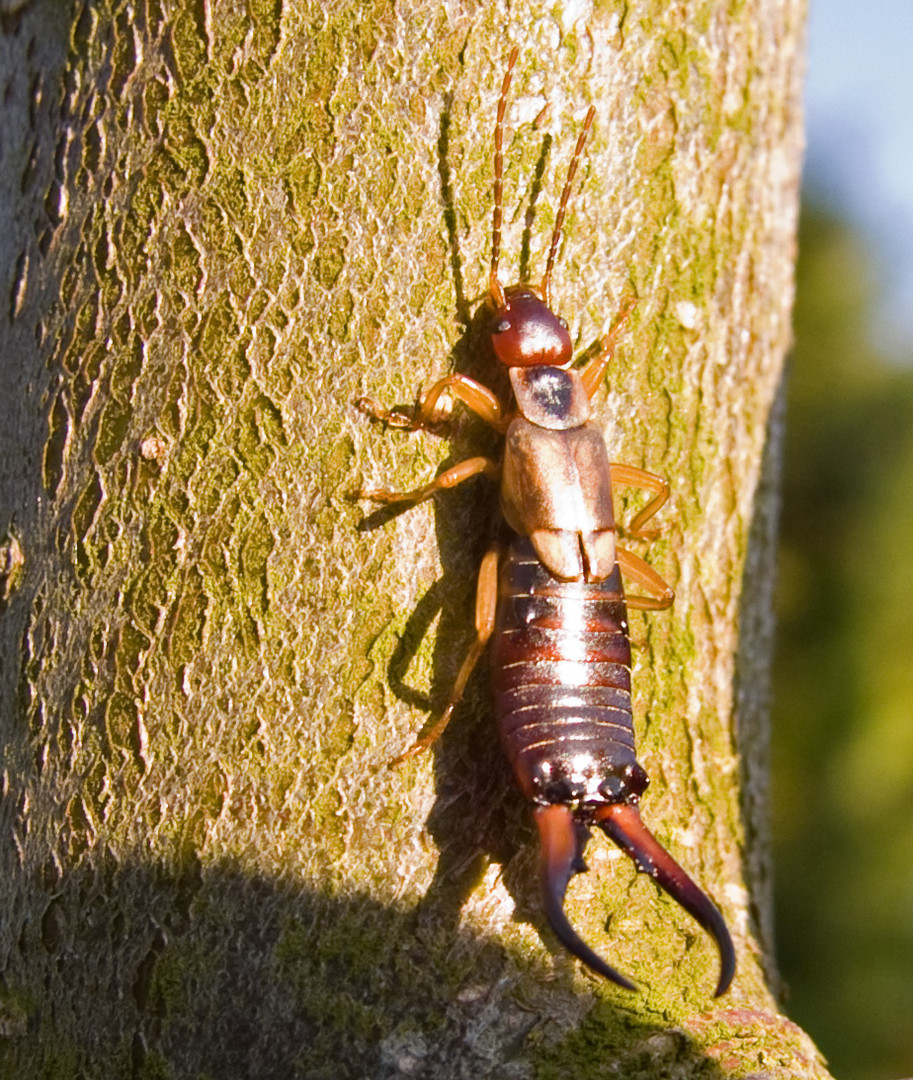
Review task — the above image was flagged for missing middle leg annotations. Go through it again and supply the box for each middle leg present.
[358,456,500,508]
[609,462,670,538]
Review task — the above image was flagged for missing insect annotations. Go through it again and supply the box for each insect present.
[355,48,735,996]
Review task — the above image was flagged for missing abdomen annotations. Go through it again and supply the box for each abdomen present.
[491,535,648,807]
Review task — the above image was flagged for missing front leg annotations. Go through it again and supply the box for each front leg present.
[358,374,508,434]
[578,298,637,400]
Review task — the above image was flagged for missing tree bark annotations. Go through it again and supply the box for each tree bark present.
[0,0,828,1076]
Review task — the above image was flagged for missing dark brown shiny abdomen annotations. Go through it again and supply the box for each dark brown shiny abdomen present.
[491,535,648,807]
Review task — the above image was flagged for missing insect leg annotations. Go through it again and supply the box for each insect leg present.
[616,545,674,610]
[358,456,500,507]
[609,463,670,538]
[578,298,637,400]
[358,374,507,433]
[389,541,502,766]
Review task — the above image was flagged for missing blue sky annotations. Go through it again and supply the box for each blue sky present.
[804,0,913,349]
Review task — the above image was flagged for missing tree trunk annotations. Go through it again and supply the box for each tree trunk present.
[0,0,828,1076]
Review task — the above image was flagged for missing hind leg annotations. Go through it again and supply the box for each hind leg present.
[389,541,502,766]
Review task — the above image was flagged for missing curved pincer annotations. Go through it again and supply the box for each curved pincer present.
[594,803,736,996]
[534,805,636,990]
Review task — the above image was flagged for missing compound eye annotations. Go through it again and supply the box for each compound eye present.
[494,318,512,334]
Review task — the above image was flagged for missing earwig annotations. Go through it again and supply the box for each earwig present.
[355,48,735,996]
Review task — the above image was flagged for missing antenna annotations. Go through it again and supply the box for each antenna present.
[489,46,519,309]
[541,105,595,307]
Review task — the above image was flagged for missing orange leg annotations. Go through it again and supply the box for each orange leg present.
[358,456,500,508]
[609,462,670,539]
[390,542,502,766]
[358,374,508,433]
[616,545,674,611]
[578,298,637,400]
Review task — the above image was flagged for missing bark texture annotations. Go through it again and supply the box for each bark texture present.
[0,0,829,1077]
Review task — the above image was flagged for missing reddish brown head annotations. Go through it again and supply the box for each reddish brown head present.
[491,285,572,367]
